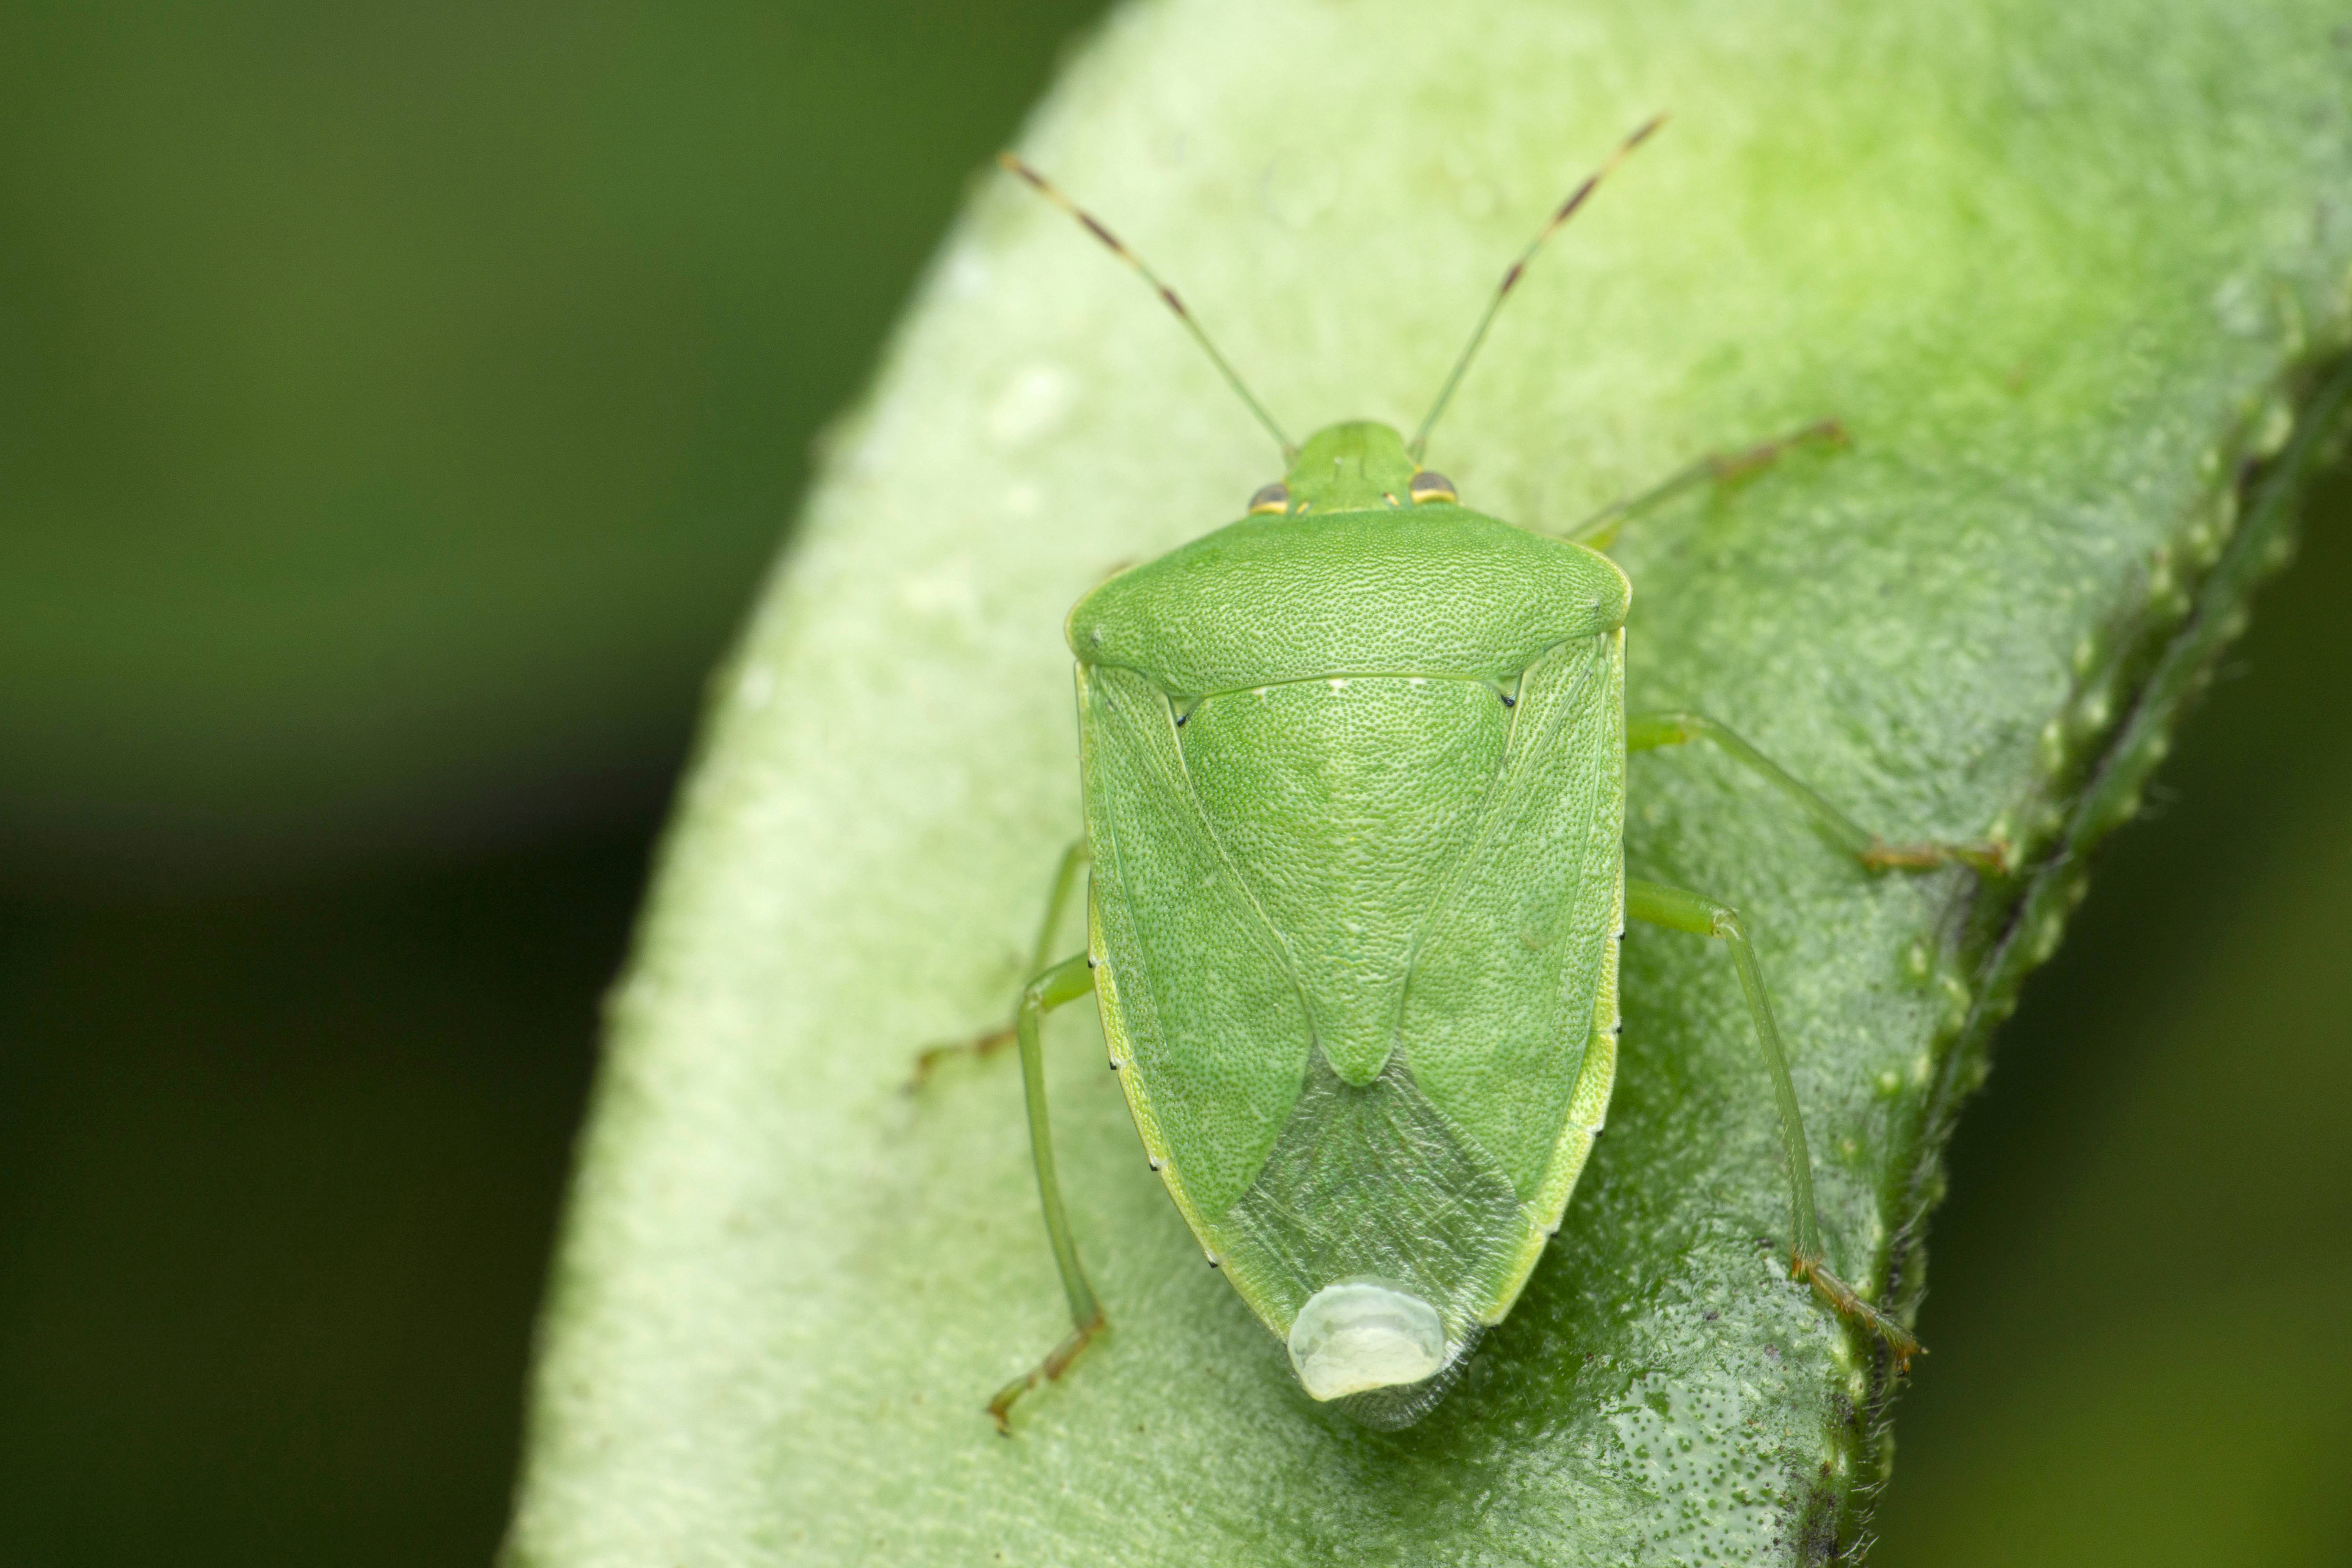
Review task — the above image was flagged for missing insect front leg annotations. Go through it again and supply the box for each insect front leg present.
[1564,419,1848,549]
[1624,878,1921,1370]
[989,952,1107,1432]
[907,838,1092,1089]
[1627,711,2011,875]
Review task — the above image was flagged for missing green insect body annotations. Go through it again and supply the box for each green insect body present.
[953,128,1994,1433]
[1074,422,1628,1423]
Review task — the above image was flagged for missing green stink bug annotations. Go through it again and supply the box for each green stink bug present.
[943,121,2005,1433]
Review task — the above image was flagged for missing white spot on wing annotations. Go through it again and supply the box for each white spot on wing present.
[1288,1282,1445,1400]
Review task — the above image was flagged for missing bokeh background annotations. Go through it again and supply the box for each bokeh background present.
[1,3,2344,1563]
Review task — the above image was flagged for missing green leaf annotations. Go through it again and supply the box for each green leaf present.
[505,1,2352,1561]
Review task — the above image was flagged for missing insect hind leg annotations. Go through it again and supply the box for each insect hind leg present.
[1626,877,1920,1371]
[988,952,1108,1432]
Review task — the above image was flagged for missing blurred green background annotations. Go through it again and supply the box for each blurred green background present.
[0,2,2344,1564]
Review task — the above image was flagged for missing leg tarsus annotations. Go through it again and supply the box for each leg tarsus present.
[1792,1250,1921,1373]
[1861,835,2013,877]
[987,1304,1106,1434]
[904,1024,1014,1093]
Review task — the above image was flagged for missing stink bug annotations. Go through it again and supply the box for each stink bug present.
[937,120,2005,1432]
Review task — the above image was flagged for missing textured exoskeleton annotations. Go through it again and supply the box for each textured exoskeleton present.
[1073,423,1628,1424]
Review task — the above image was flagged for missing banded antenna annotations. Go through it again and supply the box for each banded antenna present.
[1000,152,1296,459]
[1408,115,1667,462]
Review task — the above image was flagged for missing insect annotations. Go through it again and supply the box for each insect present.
[936,120,2005,1433]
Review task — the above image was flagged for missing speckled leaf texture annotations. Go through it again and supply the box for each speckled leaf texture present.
[503,1,2352,1562]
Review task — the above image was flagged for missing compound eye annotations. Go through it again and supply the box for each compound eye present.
[1409,470,1458,505]
[1247,482,1290,516]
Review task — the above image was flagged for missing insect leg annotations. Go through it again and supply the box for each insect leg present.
[989,951,1107,1432]
[1627,710,2011,874]
[1625,877,1921,1369]
[1563,419,1847,549]
[907,838,1092,1088]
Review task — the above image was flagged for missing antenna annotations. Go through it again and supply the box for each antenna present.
[1408,115,1667,461]
[1000,152,1296,459]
